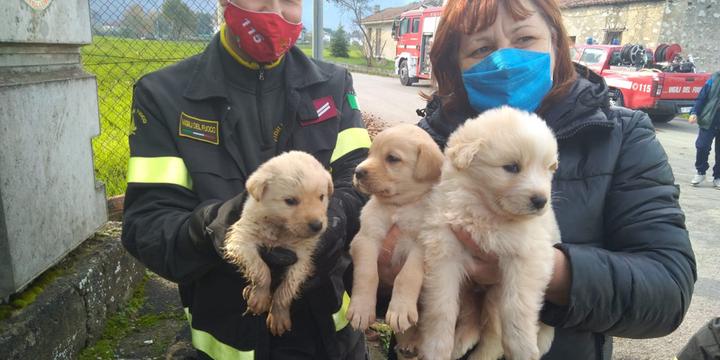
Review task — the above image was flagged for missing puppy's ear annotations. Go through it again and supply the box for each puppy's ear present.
[446,138,484,170]
[245,169,271,201]
[414,142,444,182]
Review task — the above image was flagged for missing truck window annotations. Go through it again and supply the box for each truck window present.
[412,18,420,33]
[579,48,605,65]
[399,18,410,36]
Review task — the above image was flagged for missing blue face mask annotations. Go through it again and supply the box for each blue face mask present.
[462,48,553,114]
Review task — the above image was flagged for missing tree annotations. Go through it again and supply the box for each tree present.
[196,12,215,39]
[120,4,152,39]
[330,25,350,58]
[161,0,196,40]
[328,0,375,65]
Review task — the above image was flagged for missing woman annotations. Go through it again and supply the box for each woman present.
[415,0,696,358]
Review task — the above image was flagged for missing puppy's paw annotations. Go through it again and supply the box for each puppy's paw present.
[243,285,271,315]
[452,324,481,359]
[386,299,418,333]
[396,336,419,359]
[503,341,540,360]
[267,306,292,336]
[345,297,376,331]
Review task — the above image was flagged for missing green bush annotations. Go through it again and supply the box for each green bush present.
[330,25,350,58]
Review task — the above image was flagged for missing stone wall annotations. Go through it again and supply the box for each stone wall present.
[0,224,145,360]
[659,0,720,73]
[562,1,665,47]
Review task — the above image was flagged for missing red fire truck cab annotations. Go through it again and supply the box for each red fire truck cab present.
[393,6,443,86]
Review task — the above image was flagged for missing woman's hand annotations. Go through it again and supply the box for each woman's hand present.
[688,114,698,124]
[454,228,571,305]
[452,228,501,286]
[377,224,404,287]
[545,249,571,306]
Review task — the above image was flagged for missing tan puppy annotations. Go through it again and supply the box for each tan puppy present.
[346,124,444,358]
[224,151,333,336]
[418,107,560,360]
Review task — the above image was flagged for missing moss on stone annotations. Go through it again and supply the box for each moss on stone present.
[78,273,149,360]
[0,267,65,322]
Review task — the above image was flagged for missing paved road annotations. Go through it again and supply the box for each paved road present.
[354,72,720,359]
[352,72,433,126]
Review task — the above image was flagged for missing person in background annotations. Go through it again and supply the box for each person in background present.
[689,71,720,188]
[121,0,370,359]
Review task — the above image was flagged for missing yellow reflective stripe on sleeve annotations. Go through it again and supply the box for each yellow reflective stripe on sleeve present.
[330,128,371,163]
[185,308,254,360]
[333,292,351,331]
[127,157,193,190]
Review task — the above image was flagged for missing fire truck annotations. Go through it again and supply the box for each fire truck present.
[393,6,443,86]
[572,44,710,123]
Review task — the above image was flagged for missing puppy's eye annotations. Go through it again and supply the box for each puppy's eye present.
[284,197,299,206]
[320,194,325,201]
[386,154,401,164]
[549,162,559,172]
[503,163,521,174]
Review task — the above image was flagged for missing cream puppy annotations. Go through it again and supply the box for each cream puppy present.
[346,124,444,357]
[224,151,333,337]
[418,107,560,360]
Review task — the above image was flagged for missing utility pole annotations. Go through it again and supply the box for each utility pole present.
[312,0,323,60]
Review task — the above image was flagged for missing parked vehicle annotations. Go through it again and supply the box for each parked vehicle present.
[572,44,710,123]
[392,6,443,86]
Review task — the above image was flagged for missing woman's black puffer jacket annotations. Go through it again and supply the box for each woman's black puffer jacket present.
[418,65,697,360]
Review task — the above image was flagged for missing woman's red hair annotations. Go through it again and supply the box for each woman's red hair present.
[430,0,577,116]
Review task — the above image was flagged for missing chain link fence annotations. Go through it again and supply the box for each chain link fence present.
[85,0,220,196]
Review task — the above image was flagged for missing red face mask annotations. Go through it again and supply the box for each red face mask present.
[224,3,303,63]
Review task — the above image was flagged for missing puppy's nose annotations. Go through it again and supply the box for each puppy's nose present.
[308,220,324,233]
[354,168,367,180]
[530,195,548,210]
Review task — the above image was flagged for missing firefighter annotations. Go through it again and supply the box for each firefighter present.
[121,0,370,359]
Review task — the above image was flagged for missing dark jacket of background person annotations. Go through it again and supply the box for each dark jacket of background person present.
[121,34,369,360]
[691,72,720,130]
[418,64,697,360]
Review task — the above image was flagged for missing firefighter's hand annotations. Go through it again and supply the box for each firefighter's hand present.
[452,228,501,287]
[689,114,698,124]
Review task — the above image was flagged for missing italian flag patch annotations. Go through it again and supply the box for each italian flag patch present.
[347,93,360,110]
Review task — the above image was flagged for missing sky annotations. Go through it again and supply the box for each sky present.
[302,0,416,31]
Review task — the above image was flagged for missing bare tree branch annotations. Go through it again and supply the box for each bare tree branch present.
[328,0,375,65]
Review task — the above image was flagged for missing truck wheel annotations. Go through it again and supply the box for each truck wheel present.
[609,89,624,107]
[649,113,676,123]
[399,60,412,86]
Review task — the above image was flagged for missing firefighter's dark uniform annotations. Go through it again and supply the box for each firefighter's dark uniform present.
[121,27,370,360]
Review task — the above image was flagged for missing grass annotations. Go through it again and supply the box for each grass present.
[84,37,392,196]
[297,43,396,71]
[83,36,207,196]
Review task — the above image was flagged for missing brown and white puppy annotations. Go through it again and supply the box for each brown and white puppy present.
[346,124,444,358]
[418,107,560,360]
[224,151,333,336]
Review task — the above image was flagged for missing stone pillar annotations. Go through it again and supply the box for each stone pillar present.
[0,0,107,300]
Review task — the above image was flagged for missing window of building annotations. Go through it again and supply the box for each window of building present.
[412,18,420,33]
[604,30,623,45]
